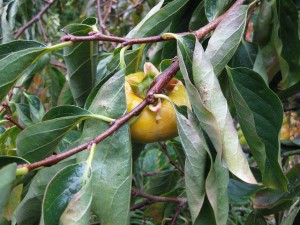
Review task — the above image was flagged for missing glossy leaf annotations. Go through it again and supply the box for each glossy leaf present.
[0,40,47,101]
[59,178,93,225]
[14,160,76,225]
[63,19,98,106]
[175,109,207,223]
[192,39,256,184]
[0,156,29,168]
[17,106,94,162]
[24,92,45,123]
[42,162,91,225]
[126,0,188,39]
[227,67,287,190]
[0,163,16,216]
[205,5,249,76]
[205,0,229,21]
[76,70,132,225]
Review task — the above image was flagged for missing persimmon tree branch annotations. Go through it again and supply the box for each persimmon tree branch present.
[17,0,247,173]
[2,101,25,130]
[14,0,56,39]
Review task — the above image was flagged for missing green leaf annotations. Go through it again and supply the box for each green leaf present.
[0,156,29,168]
[63,19,98,107]
[11,103,33,127]
[42,162,91,225]
[276,0,300,88]
[126,0,189,39]
[175,109,207,223]
[144,171,180,196]
[0,126,20,155]
[14,160,76,225]
[16,106,94,162]
[205,5,249,76]
[228,179,261,204]
[192,39,256,184]
[245,212,268,225]
[49,67,66,107]
[24,92,45,123]
[189,1,208,31]
[227,67,287,190]
[205,0,229,22]
[76,70,132,225]
[2,184,23,221]
[59,177,93,225]
[0,164,16,216]
[0,40,47,101]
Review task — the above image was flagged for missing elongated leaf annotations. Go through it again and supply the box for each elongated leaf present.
[0,164,16,216]
[126,0,188,39]
[14,160,76,225]
[176,109,207,223]
[205,5,249,76]
[42,162,91,225]
[0,156,29,168]
[0,40,47,101]
[77,70,132,225]
[227,67,287,190]
[275,0,300,88]
[16,106,94,162]
[63,19,98,106]
[205,0,229,21]
[192,40,256,184]
[2,184,23,221]
[59,177,93,225]
[24,92,45,123]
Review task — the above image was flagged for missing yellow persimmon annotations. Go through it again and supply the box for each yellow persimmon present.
[125,68,190,143]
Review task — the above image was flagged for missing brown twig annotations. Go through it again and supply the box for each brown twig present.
[2,101,25,130]
[170,201,186,225]
[130,199,152,211]
[131,188,187,204]
[14,0,56,39]
[159,141,184,176]
[18,0,247,171]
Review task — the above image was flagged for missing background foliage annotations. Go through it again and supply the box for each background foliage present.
[1,0,300,225]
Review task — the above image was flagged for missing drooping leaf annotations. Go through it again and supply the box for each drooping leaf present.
[175,109,207,223]
[0,40,47,101]
[76,70,132,225]
[14,160,76,225]
[192,38,256,184]
[42,162,91,225]
[16,106,95,162]
[63,18,98,106]
[205,4,249,76]
[227,67,287,190]
[0,164,16,216]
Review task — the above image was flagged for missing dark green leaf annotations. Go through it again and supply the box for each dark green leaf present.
[15,160,76,225]
[24,92,45,123]
[189,1,208,31]
[245,212,268,225]
[63,20,98,106]
[0,126,20,155]
[227,67,288,190]
[228,179,261,204]
[0,156,29,168]
[42,162,91,225]
[0,40,47,101]
[0,164,16,216]
[12,103,33,127]
[126,0,189,38]
[204,0,229,22]
[144,171,180,196]
[205,5,249,75]
[49,67,66,107]
[17,106,94,162]
[230,40,258,69]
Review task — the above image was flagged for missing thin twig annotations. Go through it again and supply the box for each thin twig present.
[170,201,186,225]
[14,0,56,39]
[2,101,25,130]
[131,188,187,204]
[130,199,152,211]
[159,141,184,176]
